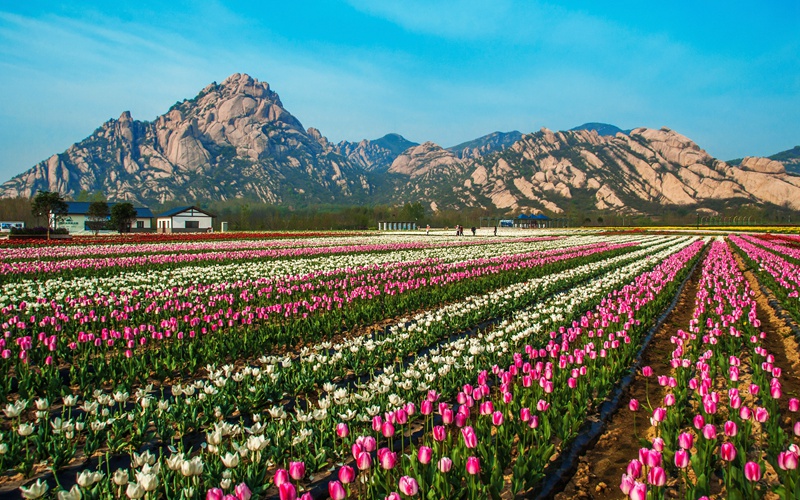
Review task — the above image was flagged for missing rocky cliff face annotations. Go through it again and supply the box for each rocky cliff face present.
[0,73,371,205]
[380,126,800,213]
[1,73,798,214]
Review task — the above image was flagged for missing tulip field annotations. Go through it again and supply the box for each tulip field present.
[3,230,800,499]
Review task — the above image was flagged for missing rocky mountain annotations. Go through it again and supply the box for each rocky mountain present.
[0,73,371,206]
[377,127,800,214]
[335,133,418,172]
[448,131,523,160]
[2,73,798,215]
[570,122,631,137]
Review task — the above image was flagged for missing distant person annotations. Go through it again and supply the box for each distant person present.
[471,226,476,236]
[493,226,497,236]
[426,224,430,236]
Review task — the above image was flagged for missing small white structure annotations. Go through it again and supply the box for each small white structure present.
[156,206,216,232]
[54,202,154,235]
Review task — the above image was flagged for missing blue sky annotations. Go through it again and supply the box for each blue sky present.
[0,1,798,182]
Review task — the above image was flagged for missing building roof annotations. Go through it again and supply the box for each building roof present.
[516,213,550,220]
[63,202,154,218]
[157,206,217,218]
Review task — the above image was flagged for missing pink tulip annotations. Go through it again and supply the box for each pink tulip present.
[461,426,478,448]
[339,465,355,484]
[274,469,290,488]
[724,420,738,437]
[620,473,635,495]
[629,399,639,412]
[663,393,675,407]
[207,488,224,500]
[755,407,769,423]
[651,407,666,423]
[279,483,297,500]
[395,408,408,425]
[442,408,454,424]
[455,413,467,428]
[702,424,717,440]
[438,457,453,473]
[740,406,752,420]
[647,466,666,487]
[380,450,398,470]
[674,449,689,469]
[720,442,737,462]
[466,456,480,475]
[537,399,550,412]
[356,451,372,470]
[744,461,761,482]
[328,480,347,500]
[795,421,800,437]
[432,425,446,442]
[693,414,705,430]
[372,415,383,432]
[300,494,312,500]
[790,398,800,412]
[385,494,401,500]
[642,366,653,377]
[382,421,395,438]
[417,446,432,465]
[630,481,647,500]
[627,459,642,478]
[398,476,419,496]
[492,411,504,426]
[336,423,349,438]
[520,407,531,422]
[234,483,252,500]
[420,400,433,415]
[678,432,694,450]
[289,461,305,481]
[750,384,760,396]
[779,451,799,471]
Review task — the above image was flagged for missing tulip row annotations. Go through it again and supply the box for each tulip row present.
[310,237,706,499]
[619,238,798,500]
[0,235,565,281]
[0,238,640,400]
[0,237,670,481]
[0,235,580,311]
[729,234,800,331]
[3,236,692,498]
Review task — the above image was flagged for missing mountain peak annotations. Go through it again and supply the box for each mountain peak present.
[570,122,630,137]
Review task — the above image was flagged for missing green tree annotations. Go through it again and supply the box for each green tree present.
[31,190,68,240]
[110,202,137,233]
[87,200,110,235]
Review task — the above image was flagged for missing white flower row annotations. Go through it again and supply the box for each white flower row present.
[0,235,632,311]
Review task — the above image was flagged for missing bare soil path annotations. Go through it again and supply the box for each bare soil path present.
[554,253,704,499]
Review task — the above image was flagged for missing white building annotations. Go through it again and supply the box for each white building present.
[156,206,216,232]
[54,202,154,235]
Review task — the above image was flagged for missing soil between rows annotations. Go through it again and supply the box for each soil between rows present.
[553,249,704,499]
[554,247,800,500]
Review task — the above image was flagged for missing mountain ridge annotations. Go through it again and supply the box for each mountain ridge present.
[2,73,798,215]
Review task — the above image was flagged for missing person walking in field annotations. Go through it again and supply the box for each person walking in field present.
[471,226,476,236]
[426,224,430,236]
[494,225,497,236]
